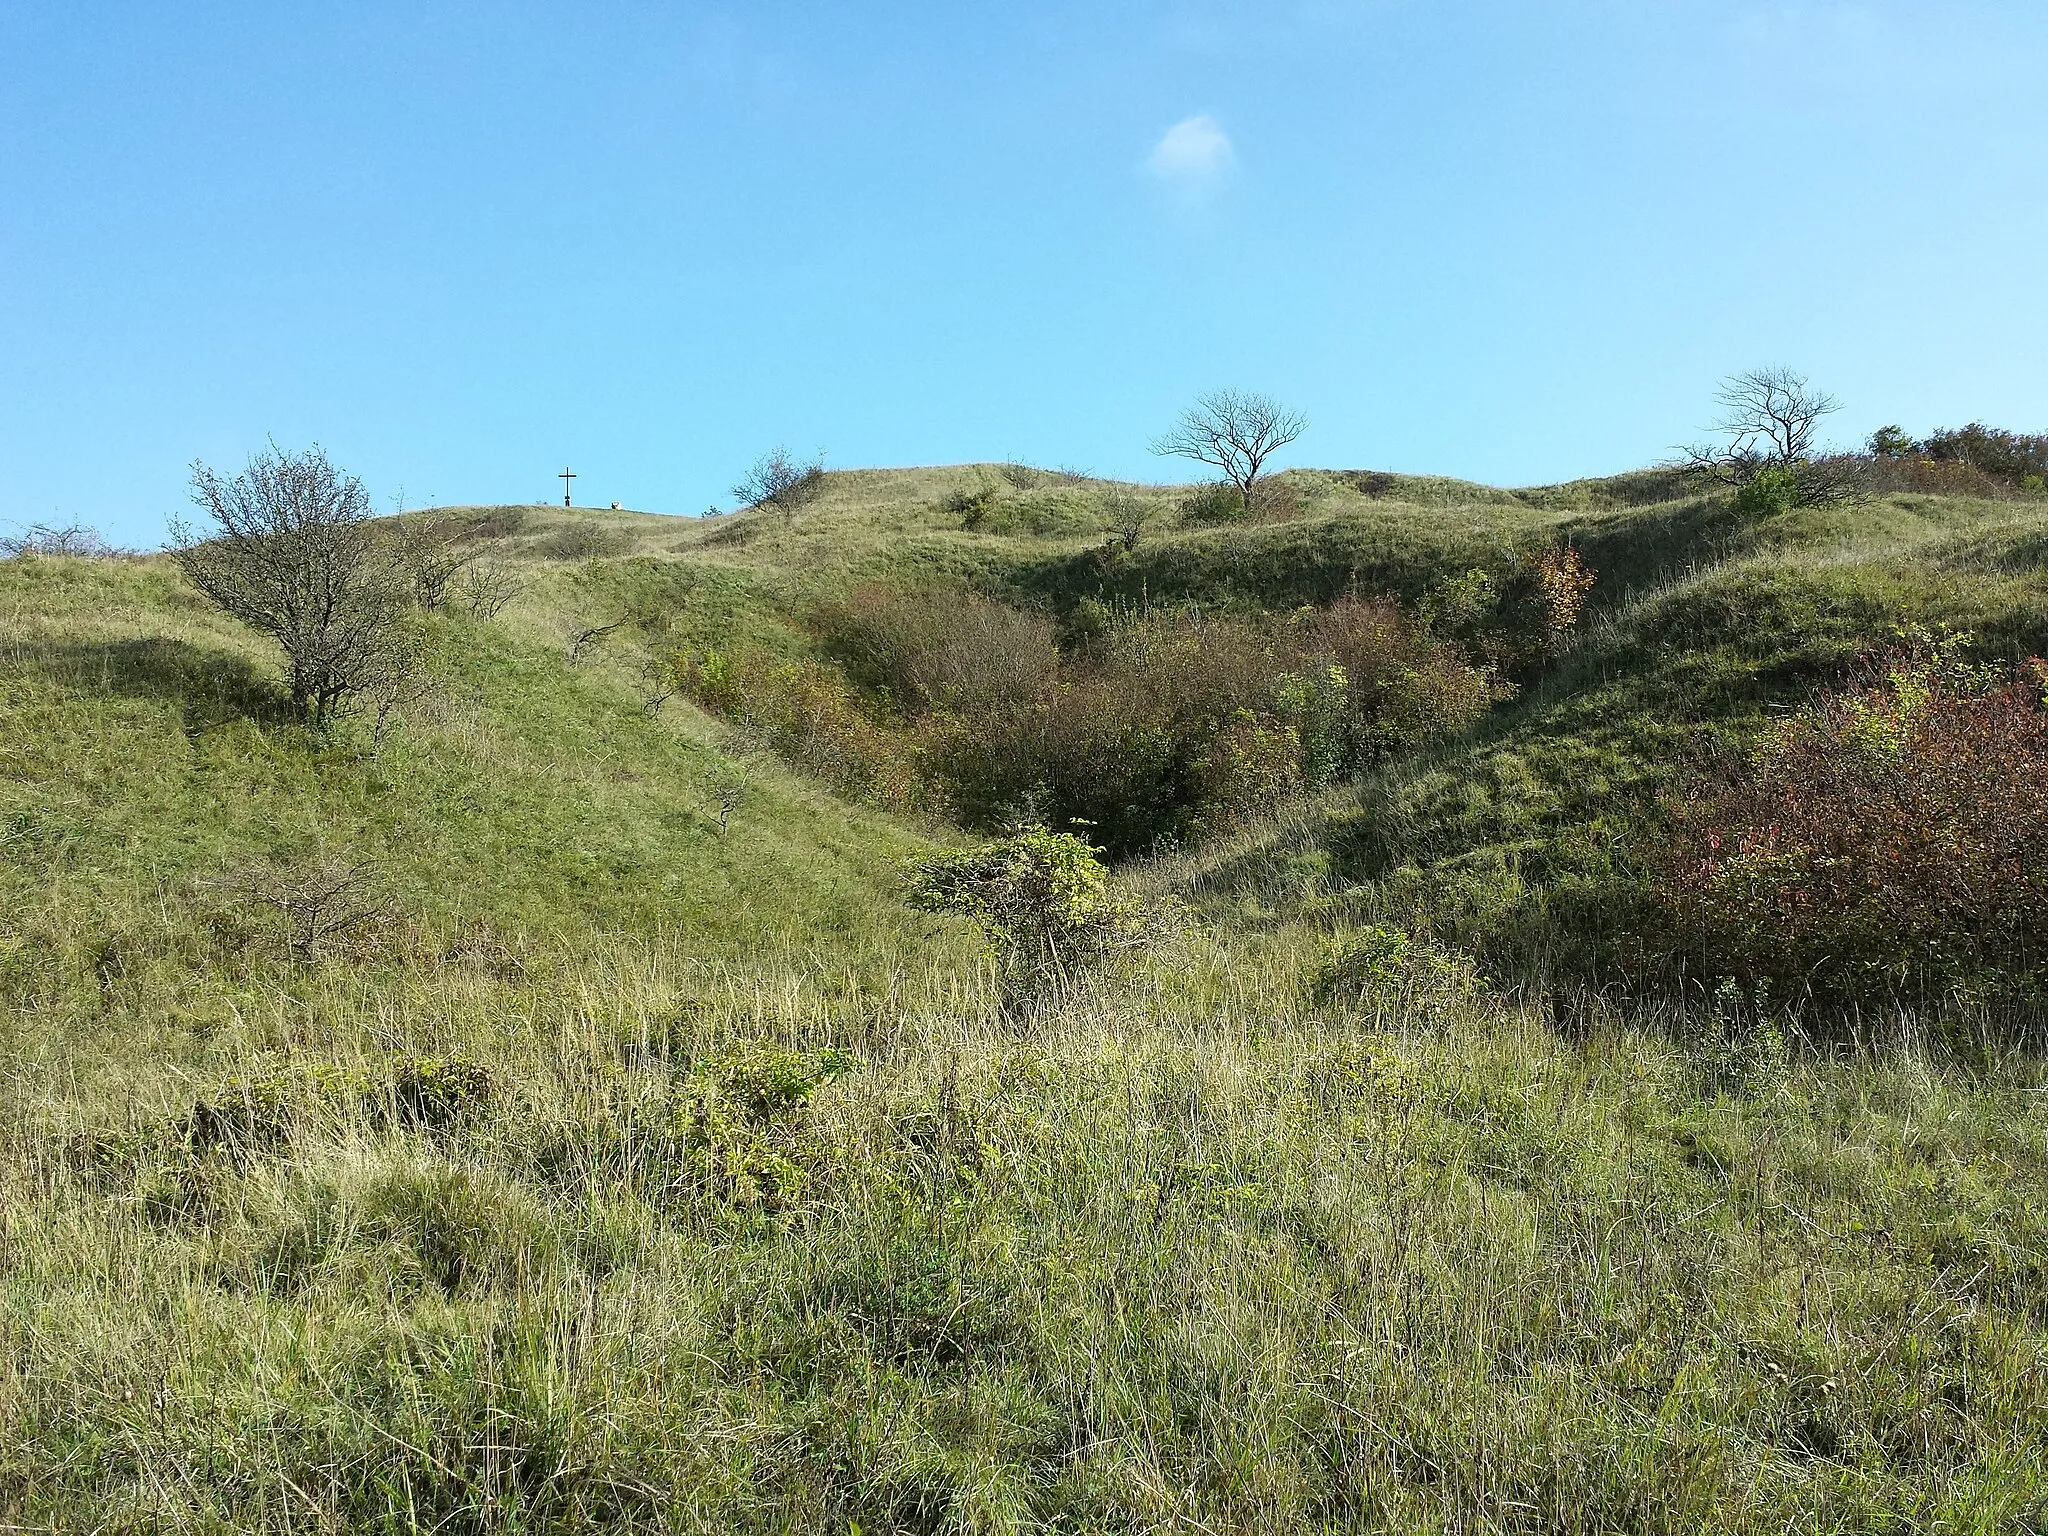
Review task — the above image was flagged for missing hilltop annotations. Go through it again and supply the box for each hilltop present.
[3,461,2047,1530]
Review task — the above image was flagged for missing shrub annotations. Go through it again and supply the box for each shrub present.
[732,447,826,524]
[0,521,120,558]
[1178,482,1251,526]
[675,1043,853,1209]
[392,508,478,608]
[1309,925,1480,1017]
[1657,636,2048,1011]
[1733,465,1800,518]
[536,523,631,561]
[703,586,1504,856]
[1523,545,1595,643]
[908,828,1147,1005]
[812,582,1058,718]
[680,649,930,815]
[172,443,415,728]
[389,1055,495,1132]
[1921,423,2048,486]
[945,470,1001,529]
[204,853,394,964]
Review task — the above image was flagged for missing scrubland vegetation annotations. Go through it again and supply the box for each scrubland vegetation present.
[5,408,2048,1530]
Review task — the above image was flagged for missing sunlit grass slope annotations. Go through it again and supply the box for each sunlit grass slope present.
[3,469,2047,1530]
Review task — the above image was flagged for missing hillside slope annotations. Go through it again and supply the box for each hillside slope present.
[3,470,2047,1531]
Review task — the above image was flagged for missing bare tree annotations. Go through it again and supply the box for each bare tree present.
[207,852,391,963]
[1150,390,1307,515]
[393,507,478,609]
[731,446,826,526]
[1102,486,1155,553]
[1681,367,1851,506]
[642,656,681,714]
[1,520,120,558]
[363,630,439,751]
[455,560,527,619]
[710,756,751,834]
[173,443,414,729]
[567,615,631,662]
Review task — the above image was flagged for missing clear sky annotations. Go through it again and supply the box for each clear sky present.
[5,1,2045,544]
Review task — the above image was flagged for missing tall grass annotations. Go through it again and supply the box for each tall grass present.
[7,473,2048,1529]
[6,929,2046,1530]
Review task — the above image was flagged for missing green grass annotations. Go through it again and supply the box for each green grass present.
[4,467,2048,1531]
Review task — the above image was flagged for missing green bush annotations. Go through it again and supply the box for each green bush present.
[1310,925,1479,1009]
[1733,466,1800,518]
[908,828,1147,1004]
[1178,482,1250,525]
[675,1043,853,1209]
[389,1055,495,1132]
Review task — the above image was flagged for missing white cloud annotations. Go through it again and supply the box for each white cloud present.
[1147,115,1234,185]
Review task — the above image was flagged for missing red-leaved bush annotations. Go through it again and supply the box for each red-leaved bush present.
[1658,639,2048,1008]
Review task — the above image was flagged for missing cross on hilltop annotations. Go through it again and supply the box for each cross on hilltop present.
[558,467,576,507]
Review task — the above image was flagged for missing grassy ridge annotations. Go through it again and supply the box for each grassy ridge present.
[4,469,2048,1529]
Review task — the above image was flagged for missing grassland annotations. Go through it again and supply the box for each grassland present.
[4,466,2047,1531]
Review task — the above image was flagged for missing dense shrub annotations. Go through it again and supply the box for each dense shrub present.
[1921,424,2048,486]
[674,1042,853,1208]
[1309,925,1480,1014]
[907,828,1147,1004]
[812,582,1058,717]
[1420,544,1595,676]
[676,648,931,815]
[1733,465,1800,518]
[1179,483,1251,526]
[1856,423,2048,498]
[1657,637,2048,1012]
[904,595,1504,852]
[692,586,1506,855]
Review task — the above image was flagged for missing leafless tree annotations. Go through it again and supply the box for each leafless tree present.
[393,507,478,609]
[172,443,415,729]
[731,446,826,525]
[1151,390,1307,515]
[711,756,751,834]
[1102,486,1155,553]
[1,520,120,558]
[1680,367,1851,505]
[362,630,439,751]
[208,852,391,963]
[455,561,527,619]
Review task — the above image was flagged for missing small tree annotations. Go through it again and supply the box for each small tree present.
[1102,486,1155,553]
[207,851,392,964]
[455,560,526,619]
[732,446,826,526]
[173,443,413,729]
[393,507,477,609]
[1,520,118,558]
[710,756,751,834]
[1151,390,1306,516]
[1681,368,1851,508]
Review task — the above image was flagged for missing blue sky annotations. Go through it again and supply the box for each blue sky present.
[4,1,2045,544]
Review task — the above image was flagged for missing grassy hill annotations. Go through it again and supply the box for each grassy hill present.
[4,467,2047,1531]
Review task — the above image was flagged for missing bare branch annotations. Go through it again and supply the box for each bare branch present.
[172,443,413,728]
[1150,390,1306,514]
[1677,368,1849,510]
[568,615,631,662]
[731,447,827,526]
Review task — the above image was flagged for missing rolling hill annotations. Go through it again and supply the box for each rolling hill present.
[3,463,2046,1531]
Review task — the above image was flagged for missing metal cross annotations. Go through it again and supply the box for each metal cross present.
[559,467,576,507]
